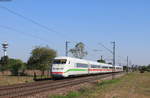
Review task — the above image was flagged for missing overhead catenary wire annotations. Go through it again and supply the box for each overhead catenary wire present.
[0,25,54,44]
[98,42,113,54]
[0,5,127,62]
[0,5,70,40]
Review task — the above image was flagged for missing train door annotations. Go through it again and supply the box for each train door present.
[88,62,90,75]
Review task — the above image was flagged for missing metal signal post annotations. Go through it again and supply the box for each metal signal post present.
[65,41,70,56]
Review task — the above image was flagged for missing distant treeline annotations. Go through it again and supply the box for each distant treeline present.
[0,46,57,76]
[139,65,150,73]
[0,42,88,76]
[0,45,150,76]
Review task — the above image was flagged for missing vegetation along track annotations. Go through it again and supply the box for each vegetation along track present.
[0,72,124,98]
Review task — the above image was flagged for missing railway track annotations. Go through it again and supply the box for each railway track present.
[0,72,124,98]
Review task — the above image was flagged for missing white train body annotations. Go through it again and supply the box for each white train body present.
[51,57,123,78]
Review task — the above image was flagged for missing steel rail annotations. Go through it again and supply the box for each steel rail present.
[0,72,124,98]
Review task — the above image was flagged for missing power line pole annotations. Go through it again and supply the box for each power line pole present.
[98,42,116,79]
[65,41,70,56]
[112,41,116,79]
[101,55,103,60]
[112,42,115,68]
[127,56,129,73]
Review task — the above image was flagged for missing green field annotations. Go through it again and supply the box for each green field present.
[51,72,150,98]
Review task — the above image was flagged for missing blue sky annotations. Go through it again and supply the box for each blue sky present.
[0,0,150,65]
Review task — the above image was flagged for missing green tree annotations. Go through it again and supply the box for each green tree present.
[8,59,26,76]
[146,64,150,72]
[108,62,112,65]
[69,42,87,59]
[0,56,9,72]
[97,59,106,63]
[139,66,147,73]
[97,56,106,63]
[27,46,57,75]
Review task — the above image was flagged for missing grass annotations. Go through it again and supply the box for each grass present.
[0,74,51,86]
[50,72,150,98]
[0,75,34,86]
[51,92,80,98]
[97,78,121,86]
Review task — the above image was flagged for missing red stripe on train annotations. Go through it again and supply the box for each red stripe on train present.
[52,72,64,74]
[89,69,112,71]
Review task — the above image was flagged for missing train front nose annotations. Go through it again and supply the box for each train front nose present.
[51,67,64,78]
[51,58,67,78]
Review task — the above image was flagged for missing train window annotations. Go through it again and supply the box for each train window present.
[116,67,121,69]
[108,67,110,69]
[91,65,101,68]
[53,59,67,64]
[91,65,97,68]
[76,63,88,68]
[109,67,113,69]
[98,65,101,68]
[102,66,108,69]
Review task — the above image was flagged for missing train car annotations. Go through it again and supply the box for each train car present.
[51,56,123,78]
[88,61,113,74]
[51,57,88,78]
[115,66,123,72]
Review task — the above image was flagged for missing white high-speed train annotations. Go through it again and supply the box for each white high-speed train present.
[51,57,123,78]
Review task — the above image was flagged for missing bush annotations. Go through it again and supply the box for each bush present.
[8,59,26,76]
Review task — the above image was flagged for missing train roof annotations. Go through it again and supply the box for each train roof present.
[54,56,112,66]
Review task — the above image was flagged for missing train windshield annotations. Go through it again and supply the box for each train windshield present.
[53,59,67,64]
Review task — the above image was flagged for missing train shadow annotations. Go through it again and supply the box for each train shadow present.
[34,77,53,81]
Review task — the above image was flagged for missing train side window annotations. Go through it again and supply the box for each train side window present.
[76,63,88,68]
[116,67,119,69]
[102,66,108,69]
[91,65,96,68]
[91,65,100,68]
[109,67,113,69]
